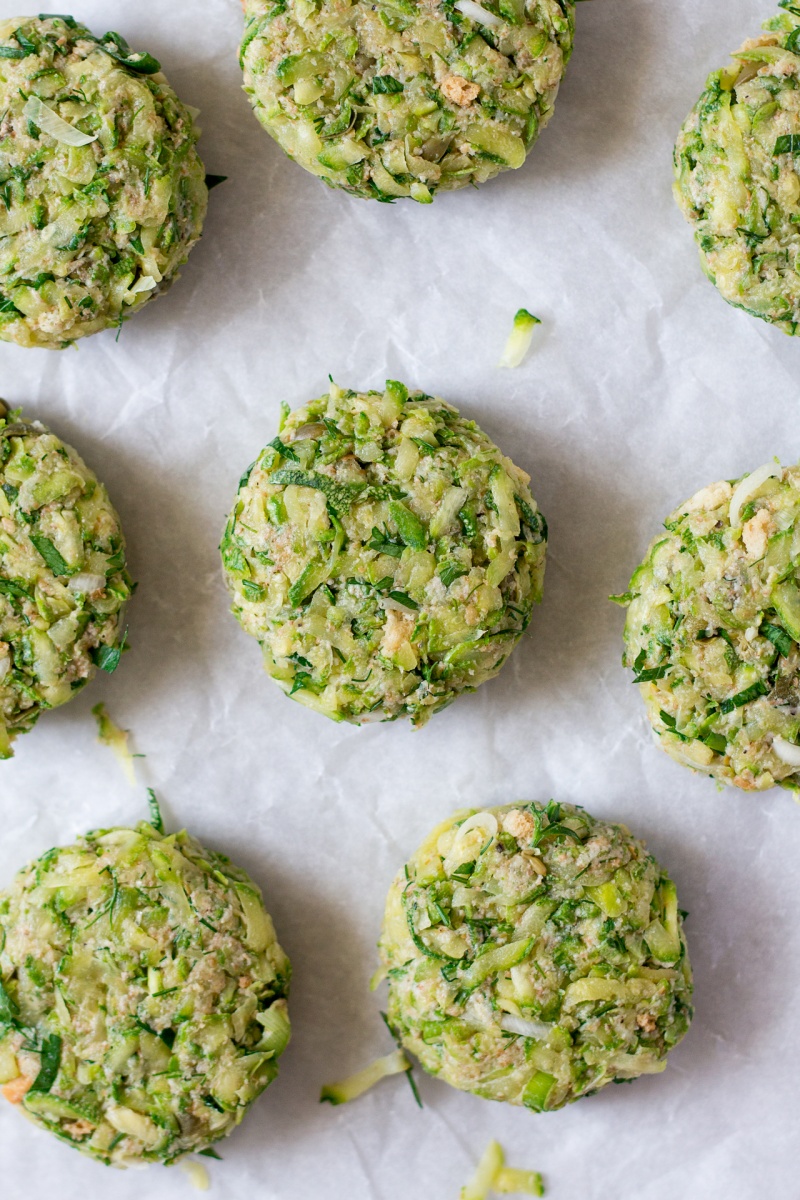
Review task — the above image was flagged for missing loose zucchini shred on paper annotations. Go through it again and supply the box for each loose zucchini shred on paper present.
[495,1168,546,1196]
[179,1159,211,1192]
[92,703,136,785]
[462,1140,506,1200]
[498,310,541,368]
[461,1140,544,1199]
[146,788,165,833]
[320,1049,411,1105]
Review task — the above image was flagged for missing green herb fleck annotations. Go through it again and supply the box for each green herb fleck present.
[775,134,800,156]
[719,680,769,714]
[762,621,794,658]
[0,979,19,1022]
[91,629,127,674]
[388,590,418,610]
[367,525,404,557]
[29,1033,62,1093]
[372,75,404,94]
[388,500,427,550]
[29,534,69,576]
[270,467,365,518]
[269,436,299,464]
[632,664,669,683]
[515,495,547,542]
[438,561,467,589]
[147,788,164,833]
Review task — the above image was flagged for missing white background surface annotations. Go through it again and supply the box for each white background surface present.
[0,0,799,1196]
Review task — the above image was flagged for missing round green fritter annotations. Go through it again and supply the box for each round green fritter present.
[618,462,800,793]
[674,13,800,335]
[221,381,547,726]
[379,803,692,1111]
[240,0,575,201]
[0,820,291,1166]
[0,15,208,349]
[0,405,132,758]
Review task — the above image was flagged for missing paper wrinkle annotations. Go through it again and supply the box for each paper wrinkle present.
[0,0,798,1196]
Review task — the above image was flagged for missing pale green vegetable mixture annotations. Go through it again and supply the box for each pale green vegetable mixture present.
[379,803,692,1111]
[0,405,132,758]
[0,818,291,1166]
[618,462,800,792]
[241,0,575,201]
[0,15,208,348]
[221,381,547,727]
[674,6,800,334]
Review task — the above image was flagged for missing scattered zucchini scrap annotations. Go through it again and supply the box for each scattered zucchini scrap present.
[461,1140,544,1199]
[92,702,135,785]
[498,310,541,368]
[320,1048,411,1105]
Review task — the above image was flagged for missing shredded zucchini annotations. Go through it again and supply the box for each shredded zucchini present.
[369,966,388,991]
[320,1049,410,1105]
[498,310,541,368]
[461,1141,545,1199]
[495,1167,545,1196]
[462,1140,505,1200]
[179,1160,211,1191]
[92,703,135,785]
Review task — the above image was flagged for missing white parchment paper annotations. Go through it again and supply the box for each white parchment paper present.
[1,0,799,1196]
